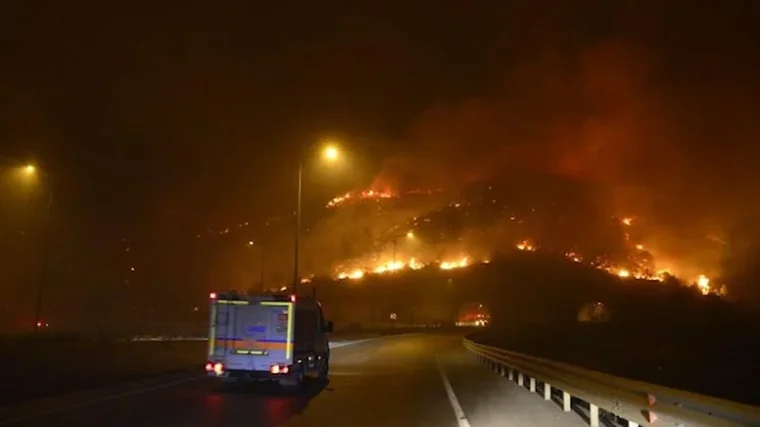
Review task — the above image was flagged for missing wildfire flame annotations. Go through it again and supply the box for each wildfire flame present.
[327,189,395,207]
[322,188,723,295]
[440,256,469,270]
[696,274,710,295]
[335,256,472,280]
[516,240,536,251]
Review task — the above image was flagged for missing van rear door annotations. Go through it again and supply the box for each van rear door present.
[209,299,293,371]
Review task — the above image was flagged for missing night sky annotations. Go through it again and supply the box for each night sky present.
[2,1,759,228]
[3,1,760,329]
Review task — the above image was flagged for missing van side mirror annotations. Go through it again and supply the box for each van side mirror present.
[324,321,334,333]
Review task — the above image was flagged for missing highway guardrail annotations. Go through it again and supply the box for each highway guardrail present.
[464,337,760,427]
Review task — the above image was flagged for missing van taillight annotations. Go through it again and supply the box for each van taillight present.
[207,362,223,374]
[270,364,289,375]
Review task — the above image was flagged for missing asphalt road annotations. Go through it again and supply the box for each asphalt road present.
[0,334,587,427]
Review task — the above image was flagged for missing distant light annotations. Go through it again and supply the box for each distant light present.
[406,231,414,239]
[130,266,136,272]
[209,292,217,300]
[323,145,339,161]
[618,269,630,278]
[635,244,644,250]
[36,321,42,328]
[213,362,224,375]
[205,362,213,372]
[622,217,633,226]
[270,364,281,374]
[24,164,36,174]
[247,240,254,246]
[290,294,296,303]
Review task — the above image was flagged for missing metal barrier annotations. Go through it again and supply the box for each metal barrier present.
[464,338,760,427]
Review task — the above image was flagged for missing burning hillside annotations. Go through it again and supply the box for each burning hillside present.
[307,178,726,296]
[326,188,444,208]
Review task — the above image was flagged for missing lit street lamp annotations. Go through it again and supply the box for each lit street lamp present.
[293,143,341,294]
[0,158,52,333]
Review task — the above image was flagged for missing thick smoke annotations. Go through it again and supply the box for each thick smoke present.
[371,38,760,300]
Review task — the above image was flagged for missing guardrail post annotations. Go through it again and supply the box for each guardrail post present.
[529,377,536,392]
[627,421,639,427]
[543,383,551,400]
[518,372,524,386]
[589,403,599,427]
[508,368,514,381]
[562,391,571,412]
[499,365,506,376]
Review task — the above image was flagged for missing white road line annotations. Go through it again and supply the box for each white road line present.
[436,355,472,427]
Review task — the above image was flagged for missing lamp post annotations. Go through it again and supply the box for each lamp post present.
[0,158,52,332]
[293,143,341,295]
[33,182,52,333]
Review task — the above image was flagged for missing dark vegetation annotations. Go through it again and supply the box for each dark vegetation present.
[446,254,760,405]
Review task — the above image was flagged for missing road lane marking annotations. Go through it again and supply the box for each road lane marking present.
[436,355,472,427]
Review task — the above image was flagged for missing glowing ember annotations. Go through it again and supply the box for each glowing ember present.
[617,269,631,278]
[635,244,644,250]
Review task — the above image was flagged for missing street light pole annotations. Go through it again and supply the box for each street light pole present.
[291,142,340,296]
[293,160,303,295]
[33,177,53,333]
[0,158,53,332]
